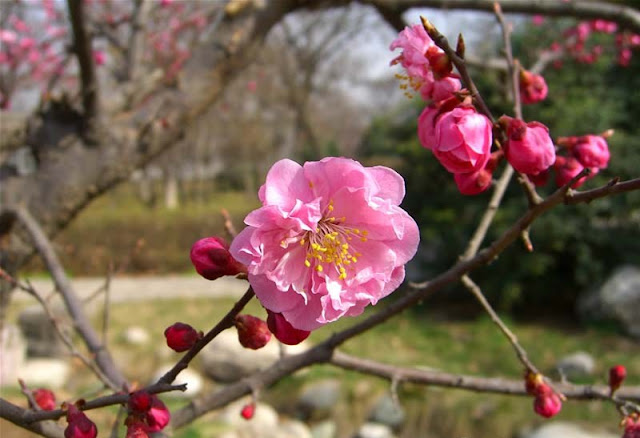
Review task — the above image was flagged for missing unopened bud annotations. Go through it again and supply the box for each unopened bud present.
[32,388,56,411]
[145,395,171,432]
[190,236,247,281]
[164,322,201,352]
[609,364,627,394]
[65,404,98,438]
[235,314,271,350]
[266,311,310,345]
[240,403,255,420]
[622,414,640,438]
[533,384,562,418]
[128,390,152,414]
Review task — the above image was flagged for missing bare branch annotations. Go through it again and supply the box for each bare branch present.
[0,399,64,438]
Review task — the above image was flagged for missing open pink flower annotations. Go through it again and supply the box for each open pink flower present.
[230,158,419,331]
[390,24,434,79]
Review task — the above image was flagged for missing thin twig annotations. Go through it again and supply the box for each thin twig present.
[221,208,238,239]
[157,287,255,385]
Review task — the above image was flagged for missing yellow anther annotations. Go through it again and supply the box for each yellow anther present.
[304,259,311,268]
[316,265,323,272]
[351,257,357,263]
[300,238,306,245]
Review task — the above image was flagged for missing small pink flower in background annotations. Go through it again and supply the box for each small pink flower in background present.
[531,15,545,26]
[608,364,626,394]
[64,404,97,438]
[92,50,105,66]
[519,70,548,105]
[190,236,246,281]
[230,157,419,332]
[0,29,18,43]
[389,24,434,79]
[164,322,201,352]
[431,107,493,174]
[572,135,610,169]
[33,388,56,411]
[266,311,310,345]
[501,117,555,175]
[554,156,588,188]
[235,314,271,349]
[246,80,257,92]
[145,395,170,432]
[240,403,255,420]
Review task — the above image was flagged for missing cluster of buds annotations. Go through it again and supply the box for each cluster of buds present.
[392,22,557,196]
[64,403,98,438]
[553,132,611,188]
[164,322,202,352]
[125,390,171,437]
[524,371,563,418]
[622,414,640,438]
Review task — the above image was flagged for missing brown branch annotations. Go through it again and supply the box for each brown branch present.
[461,275,538,373]
[157,287,255,385]
[0,399,64,438]
[11,206,127,389]
[364,0,640,34]
[565,176,640,205]
[67,0,100,124]
[330,351,640,402]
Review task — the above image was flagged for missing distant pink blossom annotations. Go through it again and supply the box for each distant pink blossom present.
[230,157,419,331]
[519,70,548,105]
[0,29,18,43]
[93,50,106,66]
[431,107,493,174]
[572,135,610,169]
[531,15,545,26]
[502,117,555,175]
[389,24,434,79]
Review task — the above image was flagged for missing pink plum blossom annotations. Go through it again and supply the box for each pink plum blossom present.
[389,24,434,79]
[519,70,548,105]
[230,157,419,331]
[431,107,493,174]
[572,135,610,169]
[420,71,462,102]
[267,311,310,345]
[501,117,555,175]
[554,156,588,188]
[417,105,438,150]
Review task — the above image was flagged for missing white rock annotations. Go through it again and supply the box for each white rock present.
[151,364,203,398]
[556,351,596,380]
[18,359,70,389]
[520,422,618,438]
[0,325,26,387]
[355,423,396,438]
[122,326,150,346]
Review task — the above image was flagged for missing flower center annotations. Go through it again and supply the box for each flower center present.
[300,200,367,280]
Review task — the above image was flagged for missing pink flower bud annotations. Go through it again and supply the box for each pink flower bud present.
[65,405,97,438]
[572,135,610,169]
[609,364,627,394]
[33,388,56,411]
[417,105,438,150]
[164,322,200,352]
[519,70,548,105]
[128,390,152,414]
[266,311,310,345]
[454,168,492,195]
[426,46,452,79]
[235,314,272,350]
[145,395,170,432]
[240,403,255,420]
[190,237,246,281]
[554,156,588,188]
[532,384,562,418]
[502,117,555,175]
[92,50,105,66]
[420,73,462,102]
[623,415,640,438]
[432,107,493,174]
[125,421,149,438]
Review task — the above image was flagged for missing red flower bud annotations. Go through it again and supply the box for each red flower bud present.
[33,388,56,411]
[128,390,152,414]
[190,237,246,281]
[240,403,255,420]
[235,314,272,350]
[623,415,640,438]
[554,156,589,188]
[65,405,98,438]
[125,420,149,438]
[609,364,627,394]
[454,168,493,195]
[501,116,555,176]
[145,395,171,432]
[266,311,310,345]
[164,322,200,352]
[532,384,562,418]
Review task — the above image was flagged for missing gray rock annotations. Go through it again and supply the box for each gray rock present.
[368,395,405,429]
[577,265,640,338]
[152,365,203,398]
[220,399,279,438]
[0,325,26,387]
[199,330,309,383]
[297,379,341,420]
[311,420,337,438]
[123,326,150,346]
[354,423,396,438]
[278,419,313,438]
[556,351,596,380]
[519,422,617,438]
[18,305,67,358]
[18,358,70,389]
